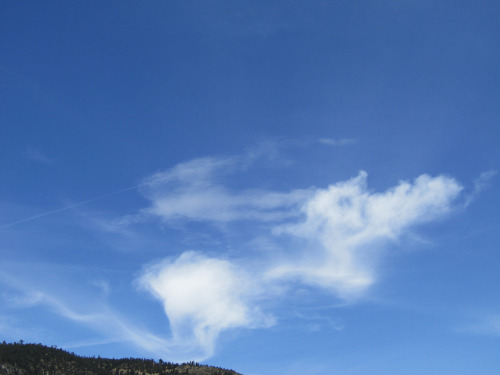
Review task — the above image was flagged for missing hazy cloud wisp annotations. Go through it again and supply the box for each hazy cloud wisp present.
[140,156,311,223]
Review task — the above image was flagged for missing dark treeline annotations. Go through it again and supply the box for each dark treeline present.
[0,341,240,375]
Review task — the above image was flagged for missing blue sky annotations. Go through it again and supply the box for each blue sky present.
[1,1,500,374]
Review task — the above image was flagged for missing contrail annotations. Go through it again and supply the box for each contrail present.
[0,185,140,230]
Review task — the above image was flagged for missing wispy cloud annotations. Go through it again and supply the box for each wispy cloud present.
[0,275,177,360]
[291,311,345,333]
[457,314,500,336]
[319,138,357,146]
[3,291,45,308]
[40,294,177,359]
[139,156,311,223]
[90,280,111,297]
[24,146,53,165]
[464,169,497,206]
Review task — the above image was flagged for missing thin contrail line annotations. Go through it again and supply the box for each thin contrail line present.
[0,185,141,230]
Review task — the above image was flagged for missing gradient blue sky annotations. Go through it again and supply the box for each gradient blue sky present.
[1,1,500,374]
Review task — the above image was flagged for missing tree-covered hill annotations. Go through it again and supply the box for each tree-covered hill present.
[0,341,241,375]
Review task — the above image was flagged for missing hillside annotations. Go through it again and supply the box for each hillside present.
[0,342,241,375]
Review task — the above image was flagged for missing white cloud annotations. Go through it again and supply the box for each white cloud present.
[0,149,471,361]
[270,171,463,298]
[133,161,466,358]
[138,252,274,360]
